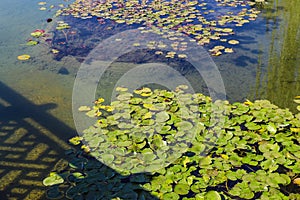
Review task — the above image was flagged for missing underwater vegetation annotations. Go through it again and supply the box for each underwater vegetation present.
[43,87,300,199]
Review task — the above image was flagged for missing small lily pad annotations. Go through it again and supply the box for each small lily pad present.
[43,173,64,186]
[228,40,240,45]
[205,191,222,200]
[26,40,38,46]
[78,106,91,111]
[156,111,170,122]
[17,54,30,61]
[174,183,190,195]
[224,48,234,53]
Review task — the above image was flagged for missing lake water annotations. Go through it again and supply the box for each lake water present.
[0,0,299,199]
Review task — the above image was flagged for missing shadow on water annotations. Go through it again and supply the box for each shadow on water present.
[0,81,158,199]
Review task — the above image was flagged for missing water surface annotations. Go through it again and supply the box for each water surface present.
[0,0,299,199]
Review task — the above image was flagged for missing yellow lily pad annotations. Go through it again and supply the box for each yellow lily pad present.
[133,43,141,47]
[212,51,222,56]
[293,178,300,186]
[178,54,187,58]
[290,128,300,132]
[17,54,30,61]
[228,40,240,45]
[222,28,233,33]
[225,48,234,53]
[51,49,59,54]
[38,2,47,5]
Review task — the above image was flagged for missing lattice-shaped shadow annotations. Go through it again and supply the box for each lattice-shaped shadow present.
[0,81,157,200]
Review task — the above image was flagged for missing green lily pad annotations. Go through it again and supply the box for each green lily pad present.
[204,191,222,200]
[156,111,170,122]
[46,187,63,199]
[102,154,115,164]
[26,40,38,46]
[163,192,180,200]
[174,183,190,195]
[199,156,212,167]
[43,173,64,186]
[175,121,193,131]
[245,122,261,130]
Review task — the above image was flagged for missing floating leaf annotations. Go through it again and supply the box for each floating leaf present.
[245,122,261,130]
[30,29,45,37]
[205,191,222,200]
[38,1,47,5]
[290,128,300,132]
[199,156,212,167]
[69,136,82,145]
[175,121,193,131]
[51,49,59,54]
[221,28,233,33]
[212,51,222,56]
[228,40,240,45]
[155,50,164,56]
[266,123,277,134]
[174,183,190,195]
[26,40,38,46]
[178,54,187,58]
[78,106,91,111]
[102,154,114,164]
[224,48,234,53]
[156,111,170,122]
[43,173,64,186]
[163,192,180,200]
[116,87,128,92]
[293,178,300,186]
[17,54,30,61]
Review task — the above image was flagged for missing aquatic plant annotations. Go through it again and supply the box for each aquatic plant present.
[30,29,45,38]
[43,172,64,186]
[55,20,71,43]
[43,87,300,199]
[26,40,39,46]
[17,54,31,61]
[52,0,262,56]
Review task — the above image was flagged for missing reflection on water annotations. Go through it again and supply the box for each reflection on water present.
[0,0,300,198]
[253,0,300,112]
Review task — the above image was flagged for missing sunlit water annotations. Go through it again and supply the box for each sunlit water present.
[0,0,299,198]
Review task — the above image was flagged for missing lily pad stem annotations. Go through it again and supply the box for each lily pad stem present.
[62,30,68,43]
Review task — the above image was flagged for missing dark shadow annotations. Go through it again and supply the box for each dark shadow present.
[233,55,258,67]
[0,81,157,200]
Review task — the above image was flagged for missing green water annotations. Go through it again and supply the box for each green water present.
[0,0,299,199]
[213,0,300,111]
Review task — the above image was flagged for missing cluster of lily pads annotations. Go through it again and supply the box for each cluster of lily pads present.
[17,29,47,61]
[17,1,70,61]
[43,87,300,199]
[78,85,216,174]
[26,0,264,61]
[52,0,262,57]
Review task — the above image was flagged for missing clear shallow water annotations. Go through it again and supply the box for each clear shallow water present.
[0,0,299,199]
